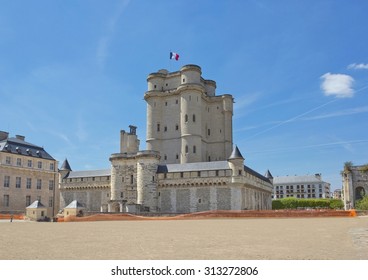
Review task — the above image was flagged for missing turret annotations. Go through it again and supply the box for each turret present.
[59,159,72,180]
[265,170,274,184]
[136,151,160,212]
[228,145,244,177]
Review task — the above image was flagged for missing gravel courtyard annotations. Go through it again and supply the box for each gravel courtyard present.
[1,217,367,260]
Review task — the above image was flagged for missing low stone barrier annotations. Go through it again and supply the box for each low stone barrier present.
[59,209,357,222]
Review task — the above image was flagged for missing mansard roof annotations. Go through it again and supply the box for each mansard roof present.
[0,137,55,160]
[273,174,326,184]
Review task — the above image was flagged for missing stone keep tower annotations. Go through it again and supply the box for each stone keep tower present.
[109,126,160,212]
[145,64,233,164]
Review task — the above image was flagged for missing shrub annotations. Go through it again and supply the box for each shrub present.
[272,198,344,210]
[329,199,344,209]
[355,196,368,210]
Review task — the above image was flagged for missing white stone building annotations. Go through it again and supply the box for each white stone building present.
[272,174,330,199]
[59,65,273,214]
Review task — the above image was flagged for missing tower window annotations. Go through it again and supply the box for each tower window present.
[176,99,178,104]
[183,78,185,83]
[157,123,160,131]
[165,102,168,106]
[164,126,167,132]
[154,85,157,89]
[176,154,179,159]
[175,124,179,130]
[164,154,167,160]
[208,129,211,136]
[193,145,196,153]
[185,145,188,153]
[192,114,196,122]
[130,175,133,184]
[185,114,188,123]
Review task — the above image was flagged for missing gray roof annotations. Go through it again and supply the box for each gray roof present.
[157,161,230,173]
[65,200,85,209]
[66,169,110,178]
[228,145,244,160]
[273,175,324,184]
[265,170,273,179]
[60,159,72,171]
[157,160,271,183]
[0,137,54,160]
[26,200,46,209]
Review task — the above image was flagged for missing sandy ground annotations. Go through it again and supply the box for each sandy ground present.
[0,217,367,260]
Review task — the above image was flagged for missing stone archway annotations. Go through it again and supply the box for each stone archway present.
[111,202,120,212]
[355,187,366,201]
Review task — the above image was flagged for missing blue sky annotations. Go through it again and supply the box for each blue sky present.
[1,0,368,190]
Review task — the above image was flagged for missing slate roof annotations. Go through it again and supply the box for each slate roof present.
[273,175,324,184]
[26,200,46,209]
[265,170,273,179]
[60,159,72,171]
[65,200,85,209]
[157,160,271,183]
[157,161,230,173]
[228,145,244,160]
[0,137,54,160]
[66,169,111,179]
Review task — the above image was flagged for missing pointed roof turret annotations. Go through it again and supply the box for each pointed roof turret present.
[265,169,273,179]
[60,158,72,171]
[228,145,244,160]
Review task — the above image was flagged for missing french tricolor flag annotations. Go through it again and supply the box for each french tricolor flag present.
[170,52,179,61]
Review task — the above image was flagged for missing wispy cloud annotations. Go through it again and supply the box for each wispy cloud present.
[97,0,130,68]
[234,92,262,119]
[320,73,354,98]
[302,106,368,121]
[347,63,368,70]
[247,139,368,155]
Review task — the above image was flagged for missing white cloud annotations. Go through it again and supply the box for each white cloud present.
[347,63,368,70]
[320,73,354,98]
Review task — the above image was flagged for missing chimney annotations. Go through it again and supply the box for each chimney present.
[16,135,25,141]
[0,131,9,141]
[315,173,321,180]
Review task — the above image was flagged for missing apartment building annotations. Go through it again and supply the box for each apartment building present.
[272,174,330,199]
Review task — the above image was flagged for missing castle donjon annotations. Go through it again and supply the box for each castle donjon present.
[59,65,273,214]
